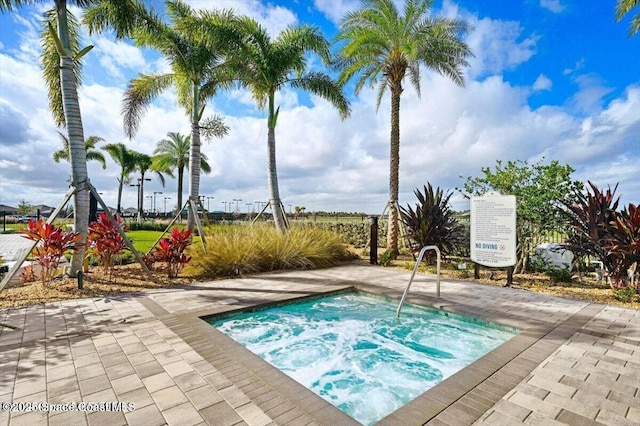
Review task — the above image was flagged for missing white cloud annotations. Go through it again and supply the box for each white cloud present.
[92,38,147,79]
[465,17,538,78]
[186,0,297,37]
[1,1,639,213]
[533,74,552,91]
[566,73,614,114]
[540,0,566,14]
[313,0,359,24]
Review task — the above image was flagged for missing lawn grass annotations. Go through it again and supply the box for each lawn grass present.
[126,230,163,253]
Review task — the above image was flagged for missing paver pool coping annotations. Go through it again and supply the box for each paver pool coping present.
[137,278,602,425]
[1,264,638,425]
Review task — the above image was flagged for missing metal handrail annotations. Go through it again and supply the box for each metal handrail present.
[396,245,441,318]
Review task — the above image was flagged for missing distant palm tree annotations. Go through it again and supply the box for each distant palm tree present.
[53,132,106,169]
[121,1,230,230]
[616,0,640,36]
[102,143,137,214]
[132,151,166,221]
[153,132,211,213]
[196,16,350,233]
[335,0,472,256]
[1,0,150,278]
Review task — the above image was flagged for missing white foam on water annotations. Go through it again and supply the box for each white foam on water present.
[213,293,517,425]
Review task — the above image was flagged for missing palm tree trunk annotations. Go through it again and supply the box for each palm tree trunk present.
[387,86,401,256]
[117,177,124,214]
[57,0,88,277]
[177,166,184,215]
[267,95,287,233]
[188,86,202,231]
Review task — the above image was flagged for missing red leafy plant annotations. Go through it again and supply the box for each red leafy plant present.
[562,182,639,288]
[88,213,129,281]
[19,219,82,286]
[604,203,640,289]
[151,228,192,278]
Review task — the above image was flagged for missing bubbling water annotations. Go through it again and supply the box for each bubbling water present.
[212,293,517,425]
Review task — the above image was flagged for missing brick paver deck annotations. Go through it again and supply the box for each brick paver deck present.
[0,264,638,425]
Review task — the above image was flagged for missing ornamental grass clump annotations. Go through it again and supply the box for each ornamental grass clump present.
[186,225,355,278]
[19,219,81,286]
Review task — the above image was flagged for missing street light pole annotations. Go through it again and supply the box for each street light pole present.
[153,191,163,215]
[222,201,228,212]
[207,196,214,211]
[164,197,171,214]
[233,198,242,213]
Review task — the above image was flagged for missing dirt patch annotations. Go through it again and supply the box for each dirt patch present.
[0,264,198,309]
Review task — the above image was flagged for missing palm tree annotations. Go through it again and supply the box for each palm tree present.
[616,0,640,36]
[196,15,350,233]
[102,143,137,214]
[120,1,230,230]
[335,0,472,256]
[153,132,211,213]
[53,131,106,169]
[1,0,149,278]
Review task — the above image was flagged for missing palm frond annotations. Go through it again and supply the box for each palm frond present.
[122,73,174,138]
[200,115,230,142]
[290,72,351,119]
[40,9,82,127]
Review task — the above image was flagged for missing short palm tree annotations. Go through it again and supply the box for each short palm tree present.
[53,131,106,169]
[195,15,350,233]
[153,132,211,213]
[335,0,472,256]
[120,0,230,230]
[616,0,640,36]
[102,143,137,214]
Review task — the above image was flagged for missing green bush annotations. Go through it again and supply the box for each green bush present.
[613,287,640,303]
[125,221,173,232]
[186,225,357,278]
[529,257,574,283]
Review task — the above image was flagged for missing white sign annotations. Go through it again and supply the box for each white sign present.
[470,194,517,267]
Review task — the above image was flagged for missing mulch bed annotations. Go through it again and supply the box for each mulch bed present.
[1,260,638,310]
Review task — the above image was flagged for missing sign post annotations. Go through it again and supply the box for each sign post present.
[470,194,517,284]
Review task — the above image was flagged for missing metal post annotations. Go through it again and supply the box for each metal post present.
[506,266,513,287]
[369,216,378,265]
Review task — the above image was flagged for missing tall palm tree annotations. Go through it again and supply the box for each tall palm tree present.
[195,15,350,233]
[1,0,149,278]
[102,142,137,214]
[153,132,211,213]
[52,131,106,169]
[616,0,640,36]
[335,0,472,256]
[120,0,230,230]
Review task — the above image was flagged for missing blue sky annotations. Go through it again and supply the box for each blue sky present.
[0,0,638,214]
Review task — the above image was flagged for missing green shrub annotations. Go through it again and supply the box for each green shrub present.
[529,257,574,283]
[613,287,640,303]
[126,221,174,232]
[186,225,357,278]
